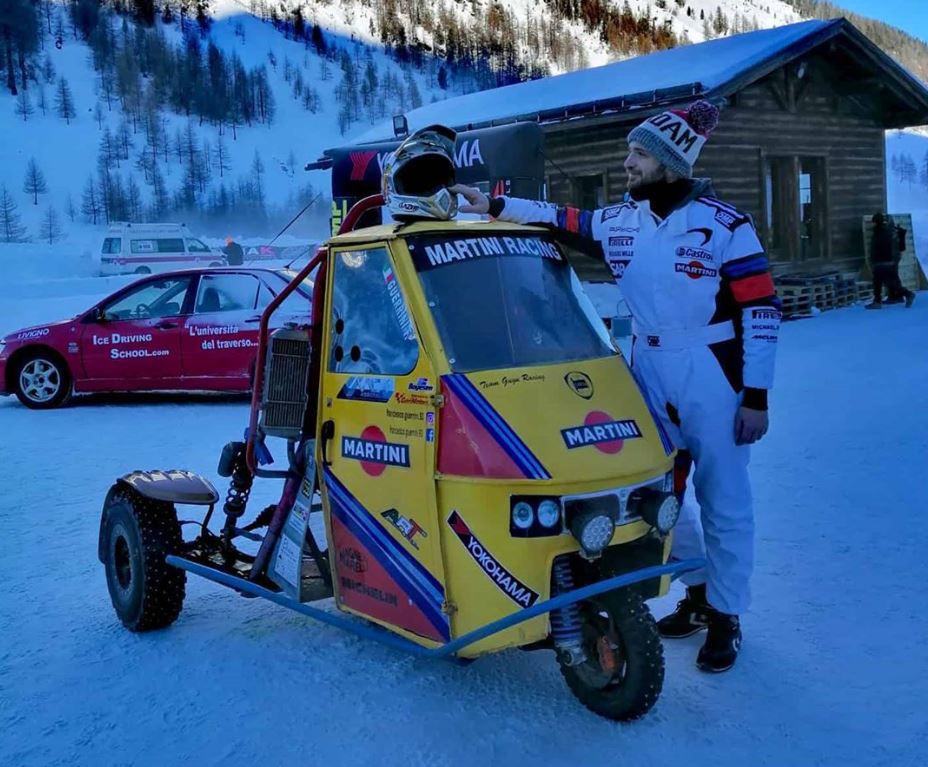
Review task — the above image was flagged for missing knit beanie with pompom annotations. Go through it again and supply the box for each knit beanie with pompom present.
[626,100,720,178]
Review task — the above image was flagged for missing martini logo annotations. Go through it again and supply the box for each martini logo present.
[341,426,410,476]
[564,371,594,400]
[561,411,642,454]
[447,510,539,607]
[675,261,718,280]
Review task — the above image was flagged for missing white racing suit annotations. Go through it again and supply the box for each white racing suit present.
[492,180,780,615]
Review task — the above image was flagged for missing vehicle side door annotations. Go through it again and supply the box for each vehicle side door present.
[80,276,191,387]
[181,272,264,382]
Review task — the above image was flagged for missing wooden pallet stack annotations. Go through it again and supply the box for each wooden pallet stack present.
[774,272,866,317]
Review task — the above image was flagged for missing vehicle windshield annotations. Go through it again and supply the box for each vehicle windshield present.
[408,232,615,372]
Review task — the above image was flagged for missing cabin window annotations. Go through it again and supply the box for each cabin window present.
[763,157,791,251]
[327,247,419,376]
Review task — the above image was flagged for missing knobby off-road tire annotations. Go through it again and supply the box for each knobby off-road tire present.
[559,587,665,721]
[103,490,186,632]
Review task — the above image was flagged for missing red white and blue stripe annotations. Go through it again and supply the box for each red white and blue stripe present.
[442,374,551,480]
[324,468,450,640]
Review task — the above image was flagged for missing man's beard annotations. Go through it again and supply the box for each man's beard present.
[626,166,666,189]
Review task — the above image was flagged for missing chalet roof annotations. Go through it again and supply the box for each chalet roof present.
[356,18,928,141]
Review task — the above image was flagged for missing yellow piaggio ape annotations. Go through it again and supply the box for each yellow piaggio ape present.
[98,196,703,721]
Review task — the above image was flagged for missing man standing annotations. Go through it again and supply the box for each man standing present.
[452,100,779,673]
[223,237,245,266]
[866,213,915,309]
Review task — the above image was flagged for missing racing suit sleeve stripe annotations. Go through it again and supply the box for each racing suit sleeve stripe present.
[722,222,779,392]
[729,272,777,303]
[492,197,598,238]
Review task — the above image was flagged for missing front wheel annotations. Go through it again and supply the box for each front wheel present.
[559,587,664,721]
[102,490,186,632]
[15,352,72,409]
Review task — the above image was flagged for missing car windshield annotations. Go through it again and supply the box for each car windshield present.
[275,269,315,297]
[408,232,615,372]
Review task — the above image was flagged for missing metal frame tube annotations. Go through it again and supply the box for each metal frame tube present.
[166,555,703,658]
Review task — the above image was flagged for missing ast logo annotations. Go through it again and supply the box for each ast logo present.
[448,510,539,607]
[338,376,395,403]
[561,411,642,454]
[341,426,410,477]
[381,508,428,549]
[564,371,594,400]
[674,262,718,280]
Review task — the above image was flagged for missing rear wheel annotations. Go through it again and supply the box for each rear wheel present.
[135,266,152,275]
[15,352,72,409]
[559,587,664,721]
[102,490,186,632]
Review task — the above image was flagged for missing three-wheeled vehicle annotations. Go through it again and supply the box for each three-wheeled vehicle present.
[98,194,701,721]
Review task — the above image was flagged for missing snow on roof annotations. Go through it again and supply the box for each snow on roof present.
[357,19,834,142]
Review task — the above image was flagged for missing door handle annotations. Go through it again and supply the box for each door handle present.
[244,316,261,323]
[321,420,335,466]
[155,321,177,330]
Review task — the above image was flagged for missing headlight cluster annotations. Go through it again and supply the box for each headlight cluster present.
[564,495,620,559]
[509,496,563,537]
[627,487,680,535]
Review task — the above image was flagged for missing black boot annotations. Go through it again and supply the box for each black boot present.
[696,611,742,673]
[657,584,711,638]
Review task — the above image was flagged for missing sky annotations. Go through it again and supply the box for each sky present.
[834,0,928,43]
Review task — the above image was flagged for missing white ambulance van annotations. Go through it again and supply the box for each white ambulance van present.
[99,223,226,275]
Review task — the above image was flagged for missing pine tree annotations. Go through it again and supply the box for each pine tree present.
[54,76,76,123]
[66,193,77,222]
[251,149,265,203]
[150,162,169,218]
[94,101,104,129]
[81,176,101,224]
[920,150,928,191]
[0,186,28,242]
[37,85,47,116]
[23,157,48,205]
[15,90,34,121]
[39,205,64,244]
[126,176,143,221]
[214,134,231,178]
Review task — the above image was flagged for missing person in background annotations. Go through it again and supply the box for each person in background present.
[223,237,244,266]
[866,213,914,309]
[452,99,779,673]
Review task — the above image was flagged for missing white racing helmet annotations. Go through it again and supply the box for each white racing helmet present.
[381,124,458,221]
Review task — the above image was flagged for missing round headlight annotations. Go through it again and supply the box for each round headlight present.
[537,499,561,528]
[512,501,535,530]
[653,495,679,534]
[575,514,616,554]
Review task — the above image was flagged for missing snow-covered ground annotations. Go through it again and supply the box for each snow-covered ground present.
[1,281,926,766]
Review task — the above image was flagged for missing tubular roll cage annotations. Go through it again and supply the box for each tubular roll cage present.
[232,193,704,659]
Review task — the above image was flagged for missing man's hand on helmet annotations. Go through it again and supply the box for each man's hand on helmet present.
[450,184,490,215]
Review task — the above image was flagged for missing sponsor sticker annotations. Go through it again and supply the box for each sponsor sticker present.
[564,371,594,399]
[381,508,428,549]
[383,266,416,341]
[609,236,634,248]
[410,234,564,271]
[608,258,631,278]
[16,328,50,341]
[425,427,434,443]
[394,392,429,406]
[601,204,631,223]
[447,510,539,607]
[477,372,545,391]
[407,377,433,392]
[338,376,395,403]
[340,576,398,606]
[338,546,367,573]
[341,426,410,476]
[674,261,718,280]
[561,411,642,454]
[675,246,714,262]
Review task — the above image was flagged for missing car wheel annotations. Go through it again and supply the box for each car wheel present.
[135,266,152,275]
[15,352,72,409]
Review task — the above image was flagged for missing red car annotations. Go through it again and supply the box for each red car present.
[0,267,313,409]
